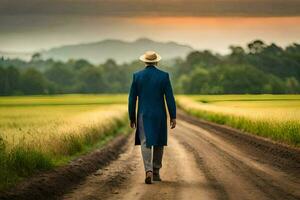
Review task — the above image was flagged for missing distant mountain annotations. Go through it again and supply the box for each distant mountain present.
[40,38,194,64]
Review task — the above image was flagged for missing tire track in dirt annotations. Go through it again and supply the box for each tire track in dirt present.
[175,119,300,200]
[178,140,230,200]
[177,110,300,174]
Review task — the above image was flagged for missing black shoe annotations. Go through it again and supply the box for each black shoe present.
[153,173,161,181]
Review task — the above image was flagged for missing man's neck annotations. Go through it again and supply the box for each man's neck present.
[145,64,156,68]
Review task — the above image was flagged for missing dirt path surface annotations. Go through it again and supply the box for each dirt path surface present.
[62,111,300,200]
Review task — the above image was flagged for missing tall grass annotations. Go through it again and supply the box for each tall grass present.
[0,95,128,190]
[177,95,300,147]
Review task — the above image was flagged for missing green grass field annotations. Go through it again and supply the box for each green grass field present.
[0,94,128,190]
[177,95,300,147]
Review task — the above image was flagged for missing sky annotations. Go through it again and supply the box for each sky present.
[1,0,300,54]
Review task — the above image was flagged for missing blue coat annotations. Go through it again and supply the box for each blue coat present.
[128,65,176,147]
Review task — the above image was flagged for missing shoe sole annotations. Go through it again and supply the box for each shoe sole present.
[145,176,152,184]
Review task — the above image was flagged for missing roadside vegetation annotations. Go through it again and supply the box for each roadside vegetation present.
[177,95,300,147]
[0,94,128,190]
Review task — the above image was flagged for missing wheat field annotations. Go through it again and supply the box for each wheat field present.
[177,95,300,146]
[0,95,128,189]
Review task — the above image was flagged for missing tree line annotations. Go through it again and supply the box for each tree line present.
[173,40,300,94]
[0,40,300,95]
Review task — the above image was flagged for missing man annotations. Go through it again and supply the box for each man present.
[128,51,177,184]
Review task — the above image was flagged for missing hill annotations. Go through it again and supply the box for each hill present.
[40,38,194,64]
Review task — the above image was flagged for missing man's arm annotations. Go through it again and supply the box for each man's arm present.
[164,73,177,129]
[128,74,137,128]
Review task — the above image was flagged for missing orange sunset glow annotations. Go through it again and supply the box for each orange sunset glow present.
[0,0,300,53]
[132,16,300,27]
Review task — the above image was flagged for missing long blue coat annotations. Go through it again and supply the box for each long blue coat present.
[128,65,176,147]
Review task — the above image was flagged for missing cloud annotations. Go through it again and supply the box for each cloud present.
[1,0,300,17]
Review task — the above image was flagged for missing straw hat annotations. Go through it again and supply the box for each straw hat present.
[139,51,162,63]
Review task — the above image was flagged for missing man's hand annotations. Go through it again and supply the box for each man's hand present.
[170,118,176,129]
[130,121,136,128]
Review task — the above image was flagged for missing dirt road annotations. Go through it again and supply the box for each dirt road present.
[62,111,300,200]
